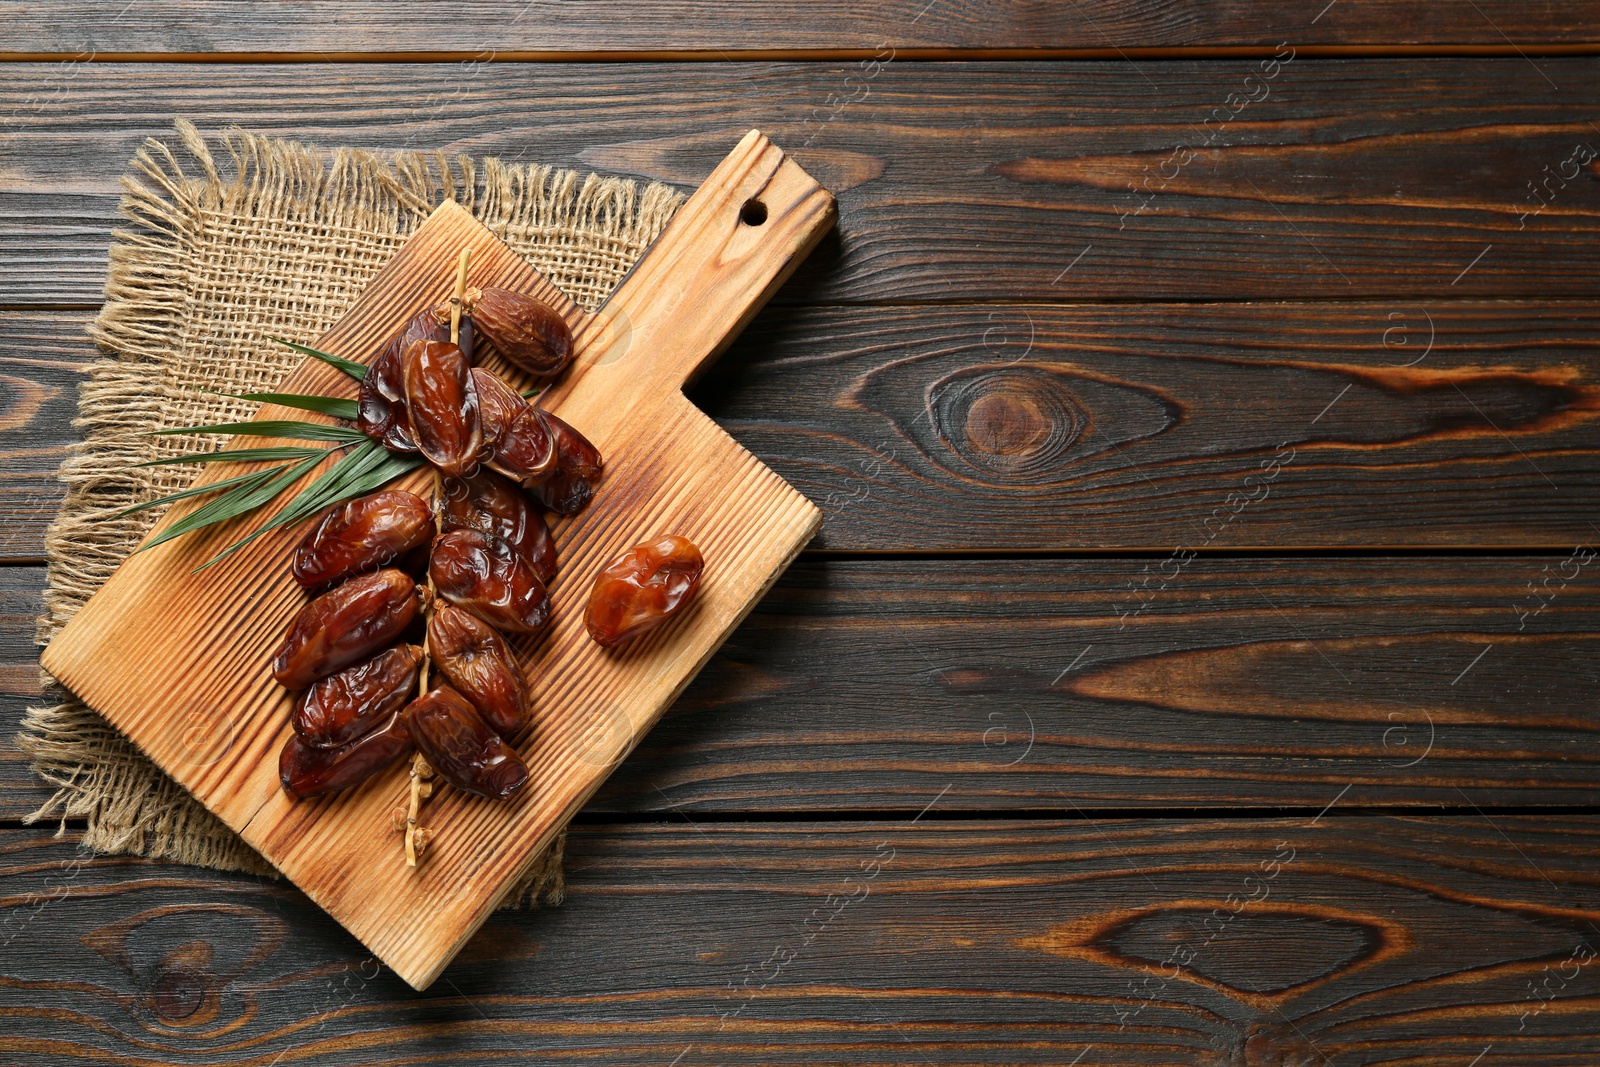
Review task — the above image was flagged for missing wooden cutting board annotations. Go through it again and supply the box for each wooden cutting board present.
[41,130,834,990]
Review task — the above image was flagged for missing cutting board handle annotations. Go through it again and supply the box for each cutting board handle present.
[552,130,836,416]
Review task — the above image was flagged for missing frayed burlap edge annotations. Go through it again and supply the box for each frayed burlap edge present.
[20,120,684,908]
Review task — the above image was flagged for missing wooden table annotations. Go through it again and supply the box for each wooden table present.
[3,5,1599,1063]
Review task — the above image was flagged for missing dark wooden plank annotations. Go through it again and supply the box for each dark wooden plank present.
[7,556,1600,818]
[1,818,1596,1063]
[4,60,1600,306]
[702,300,1600,551]
[0,571,46,819]
[10,299,1600,560]
[0,312,94,562]
[6,0,1599,56]
[602,556,1600,812]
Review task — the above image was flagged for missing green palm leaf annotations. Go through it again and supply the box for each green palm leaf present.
[218,391,360,422]
[133,446,331,469]
[268,336,368,381]
[115,466,297,519]
[134,452,327,555]
[117,339,429,566]
[150,420,368,444]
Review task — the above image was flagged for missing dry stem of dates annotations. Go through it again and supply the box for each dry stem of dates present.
[403,245,473,868]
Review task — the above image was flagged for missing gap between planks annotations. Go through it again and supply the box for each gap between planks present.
[4,45,1600,63]
[12,804,1600,833]
[7,547,1600,569]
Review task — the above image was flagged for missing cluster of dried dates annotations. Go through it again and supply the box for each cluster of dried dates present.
[272,282,704,816]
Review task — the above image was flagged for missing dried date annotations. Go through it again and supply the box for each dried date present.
[585,534,704,648]
[279,709,414,799]
[272,569,421,688]
[402,339,482,478]
[291,489,433,590]
[427,604,527,737]
[358,309,445,452]
[407,686,529,799]
[293,643,423,749]
[529,409,603,514]
[472,368,556,486]
[469,286,573,379]
[441,468,556,583]
[430,528,550,633]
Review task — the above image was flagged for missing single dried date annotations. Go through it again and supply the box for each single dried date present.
[272,569,421,688]
[402,339,482,478]
[430,528,550,633]
[279,710,414,799]
[472,368,556,486]
[586,534,704,648]
[469,286,573,379]
[407,686,529,799]
[529,409,603,514]
[293,643,423,749]
[358,309,445,452]
[441,468,556,583]
[428,604,527,737]
[291,489,433,590]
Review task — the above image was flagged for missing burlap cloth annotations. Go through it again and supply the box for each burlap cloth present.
[21,120,685,904]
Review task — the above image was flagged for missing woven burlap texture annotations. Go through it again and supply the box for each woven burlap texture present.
[21,119,685,905]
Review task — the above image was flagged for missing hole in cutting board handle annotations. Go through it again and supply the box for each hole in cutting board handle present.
[739,198,768,226]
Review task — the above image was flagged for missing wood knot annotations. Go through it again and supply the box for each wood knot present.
[1019,901,1408,1011]
[966,389,1054,456]
[144,941,219,1027]
[151,965,206,1022]
[930,367,1086,478]
[80,903,286,1038]
[1104,907,1379,995]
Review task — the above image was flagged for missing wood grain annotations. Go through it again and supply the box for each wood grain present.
[602,555,1600,813]
[9,555,1600,819]
[700,300,1600,551]
[0,570,47,819]
[5,0,1599,57]
[0,312,89,561]
[39,134,833,989]
[1,818,1596,1064]
[5,61,1600,307]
